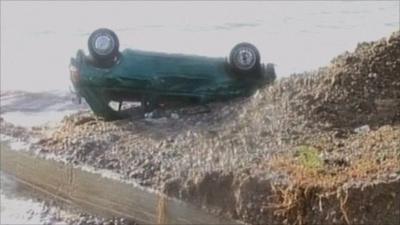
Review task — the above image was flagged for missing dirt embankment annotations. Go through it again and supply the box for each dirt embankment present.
[296,32,400,128]
[1,31,399,225]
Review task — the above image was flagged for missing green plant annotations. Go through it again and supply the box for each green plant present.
[297,145,324,170]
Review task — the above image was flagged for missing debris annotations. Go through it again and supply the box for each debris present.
[354,125,371,134]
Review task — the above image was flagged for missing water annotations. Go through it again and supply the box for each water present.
[0,90,87,127]
[1,1,399,92]
[0,172,70,225]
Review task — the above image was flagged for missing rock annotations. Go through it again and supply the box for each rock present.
[354,125,370,134]
[170,113,179,119]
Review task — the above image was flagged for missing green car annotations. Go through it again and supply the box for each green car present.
[70,28,276,120]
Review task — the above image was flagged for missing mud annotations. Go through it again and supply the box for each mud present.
[1,31,400,224]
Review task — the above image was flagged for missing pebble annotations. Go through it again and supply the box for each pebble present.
[354,125,370,134]
[170,113,180,119]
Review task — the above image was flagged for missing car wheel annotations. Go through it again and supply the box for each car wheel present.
[229,42,261,74]
[88,28,119,65]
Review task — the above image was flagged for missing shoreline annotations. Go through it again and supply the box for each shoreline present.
[1,31,399,225]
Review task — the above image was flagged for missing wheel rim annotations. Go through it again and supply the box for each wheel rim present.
[92,34,115,56]
[234,47,256,70]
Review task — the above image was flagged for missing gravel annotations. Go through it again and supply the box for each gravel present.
[33,31,399,187]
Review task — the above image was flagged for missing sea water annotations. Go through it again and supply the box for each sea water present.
[1,1,399,92]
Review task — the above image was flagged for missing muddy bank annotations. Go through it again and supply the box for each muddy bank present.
[1,145,234,225]
[1,31,400,224]
[164,171,400,225]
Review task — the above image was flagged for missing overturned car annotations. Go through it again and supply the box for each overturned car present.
[70,28,276,120]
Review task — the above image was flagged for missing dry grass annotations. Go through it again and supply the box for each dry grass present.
[271,154,398,190]
[267,154,399,224]
[271,125,400,188]
[266,126,400,225]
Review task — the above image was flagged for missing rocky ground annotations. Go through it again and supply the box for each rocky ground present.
[1,31,399,225]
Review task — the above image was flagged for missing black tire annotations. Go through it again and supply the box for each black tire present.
[263,63,276,83]
[88,28,119,64]
[229,42,261,74]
